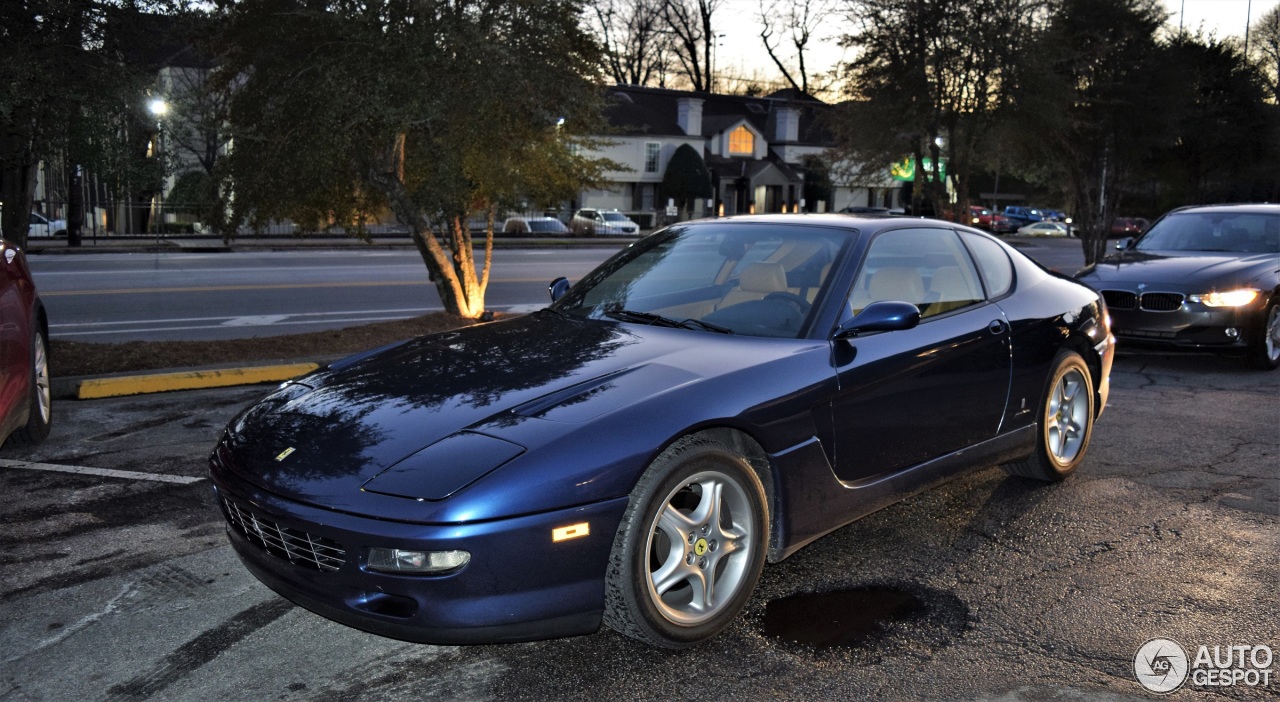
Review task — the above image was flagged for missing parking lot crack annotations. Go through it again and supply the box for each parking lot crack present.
[4,581,138,665]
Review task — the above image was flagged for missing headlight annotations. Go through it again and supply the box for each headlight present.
[367,548,470,574]
[1189,289,1260,307]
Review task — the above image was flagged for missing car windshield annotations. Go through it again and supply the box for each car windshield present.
[553,223,849,338]
[1135,212,1280,254]
[602,212,629,222]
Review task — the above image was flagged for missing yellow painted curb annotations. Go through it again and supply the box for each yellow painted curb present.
[76,363,321,400]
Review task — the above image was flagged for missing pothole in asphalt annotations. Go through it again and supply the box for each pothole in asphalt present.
[763,584,968,650]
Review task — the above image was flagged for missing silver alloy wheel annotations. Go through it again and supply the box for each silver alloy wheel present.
[33,332,50,424]
[1046,367,1089,465]
[644,469,754,626]
[1266,304,1280,363]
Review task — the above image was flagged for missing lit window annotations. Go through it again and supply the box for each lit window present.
[644,142,660,173]
[728,126,753,156]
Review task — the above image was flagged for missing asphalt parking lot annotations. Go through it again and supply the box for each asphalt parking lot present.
[0,351,1276,701]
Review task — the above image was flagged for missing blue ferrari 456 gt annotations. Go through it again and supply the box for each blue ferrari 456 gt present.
[210,214,1114,648]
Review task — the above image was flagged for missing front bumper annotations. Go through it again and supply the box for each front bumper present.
[1107,303,1265,353]
[211,462,628,645]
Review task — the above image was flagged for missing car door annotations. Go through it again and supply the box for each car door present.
[0,241,27,433]
[829,227,1011,483]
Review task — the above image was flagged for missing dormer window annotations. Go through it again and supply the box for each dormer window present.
[728,125,753,156]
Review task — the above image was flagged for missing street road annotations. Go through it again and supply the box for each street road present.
[26,237,1086,344]
[0,352,1274,700]
[27,248,620,342]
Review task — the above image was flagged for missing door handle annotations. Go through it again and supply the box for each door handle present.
[987,319,1008,335]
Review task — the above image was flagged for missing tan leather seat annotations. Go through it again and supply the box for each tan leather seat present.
[867,266,924,304]
[719,262,788,308]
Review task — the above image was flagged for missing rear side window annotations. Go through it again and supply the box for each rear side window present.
[848,228,985,319]
[961,232,1014,299]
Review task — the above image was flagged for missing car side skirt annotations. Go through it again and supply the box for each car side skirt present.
[768,425,1037,562]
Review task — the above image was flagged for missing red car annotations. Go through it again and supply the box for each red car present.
[1,237,51,447]
[967,206,1017,234]
[1109,217,1150,237]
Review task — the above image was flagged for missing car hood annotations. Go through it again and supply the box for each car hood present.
[218,311,791,513]
[1080,250,1276,288]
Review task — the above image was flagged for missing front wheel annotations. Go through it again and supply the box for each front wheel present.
[1004,350,1094,481]
[1245,300,1279,371]
[9,326,52,445]
[604,437,768,648]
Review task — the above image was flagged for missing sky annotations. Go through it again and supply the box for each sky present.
[710,0,1279,91]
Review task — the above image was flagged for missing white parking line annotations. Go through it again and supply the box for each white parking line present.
[0,458,205,485]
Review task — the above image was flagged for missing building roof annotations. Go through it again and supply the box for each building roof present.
[602,85,833,146]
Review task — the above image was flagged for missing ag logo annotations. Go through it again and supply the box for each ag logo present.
[1135,638,1189,693]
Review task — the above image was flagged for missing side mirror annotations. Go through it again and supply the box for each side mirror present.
[548,277,571,302]
[833,301,921,339]
[1114,237,1133,250]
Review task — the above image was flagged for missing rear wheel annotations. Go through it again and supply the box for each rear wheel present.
[604,437,768,648]
[1004,350,1094,481]
[1245,300,1279,371]
[10,326,52,445]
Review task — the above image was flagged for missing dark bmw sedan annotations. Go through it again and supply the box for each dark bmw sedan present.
[210,215,1114,648]
[1076,204,1280,370]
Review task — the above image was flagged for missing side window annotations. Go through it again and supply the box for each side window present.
[960,232,1015,298]
[848,228,986,320]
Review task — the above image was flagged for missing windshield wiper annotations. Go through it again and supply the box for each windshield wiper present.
[603,308,734,334]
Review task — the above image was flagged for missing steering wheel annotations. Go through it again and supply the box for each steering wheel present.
[763,291,812,315]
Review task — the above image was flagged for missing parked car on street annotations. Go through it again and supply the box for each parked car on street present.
[0,237,51,448]
[1002,206,1051,227]
[211,214,1114,649]
[1109,217,1150,237]
[569,209,640,236]
[502,216,570,236]
[1017,221,1072,237]
[966,206,1017,234]
[1076,203,1280,369]
[28,211,67,238]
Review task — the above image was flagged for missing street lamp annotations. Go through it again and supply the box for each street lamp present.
[147,97,169,235]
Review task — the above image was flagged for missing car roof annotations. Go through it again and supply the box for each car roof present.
[1164,203,1280,216]
[676,212,982,236]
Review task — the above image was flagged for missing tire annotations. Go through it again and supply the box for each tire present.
[604,437,768,648]
[1245,300,1279,371]
[10,326,52,445]
[1004,350,1094,482]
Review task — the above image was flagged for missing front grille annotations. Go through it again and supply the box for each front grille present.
[221,496,347,572]
[1140,292,1184,311]
[1102,290,1137,309]
[1118,329,1177,339]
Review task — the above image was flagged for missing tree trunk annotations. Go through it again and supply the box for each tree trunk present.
[367,155,492,319]
[0,134,39,248]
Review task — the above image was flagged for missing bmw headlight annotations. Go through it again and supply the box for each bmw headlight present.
[1189,289,1260,307]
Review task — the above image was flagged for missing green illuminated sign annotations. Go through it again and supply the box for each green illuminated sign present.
[890,156,946,182]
